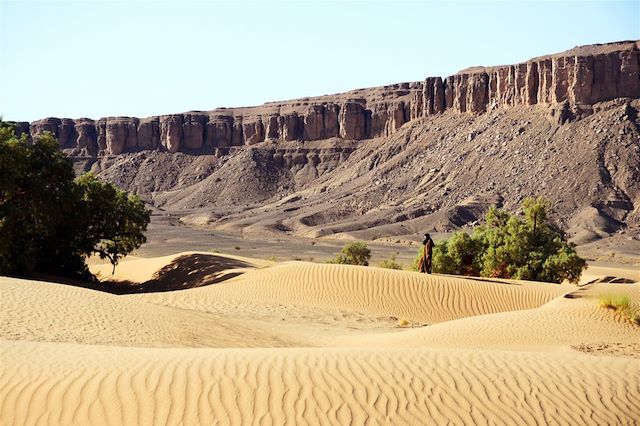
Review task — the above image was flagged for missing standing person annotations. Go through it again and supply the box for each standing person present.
[418,233,435,274]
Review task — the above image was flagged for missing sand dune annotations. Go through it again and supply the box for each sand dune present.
[124,256,572,324]
[2,341,639,425]
[2,252,639,424]
[346,283,640,351]
[580,264,639,284]
[0,276,298,348]
[89,251,271,293]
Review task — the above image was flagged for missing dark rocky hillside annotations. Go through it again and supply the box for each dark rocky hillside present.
[14,41,640,249]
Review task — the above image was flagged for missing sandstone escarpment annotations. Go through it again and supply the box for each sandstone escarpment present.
[23,41,639,156]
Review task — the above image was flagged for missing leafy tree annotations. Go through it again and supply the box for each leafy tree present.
[430,232,482,276]
[329,241,371,266]
[1,125,81,275]
[425,198,586,284]
[75,173,150,274]
[0,122,150,278]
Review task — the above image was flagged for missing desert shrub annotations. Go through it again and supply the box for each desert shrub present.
[329,241,371,266]
[424,198,586,283]
[378,256,402,270]
[431,232,482,275]
[598,293,640,325]
[599,294,631,312]
[0,122,150,278]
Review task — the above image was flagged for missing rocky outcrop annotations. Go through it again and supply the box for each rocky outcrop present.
[22,41,639,156]
[137,118,160,150]
[182,114,207,149]
[160,115,182,153]
[338,102,367,140]
[206,115,233,148]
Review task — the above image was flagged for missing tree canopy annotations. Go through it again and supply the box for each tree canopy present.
[329,241,372,266]
[0,121,150,278]
[423,198,586,284]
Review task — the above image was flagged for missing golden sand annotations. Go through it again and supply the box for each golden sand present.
[1,252,638,424]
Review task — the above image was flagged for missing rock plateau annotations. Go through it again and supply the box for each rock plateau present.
[13,41,640,253]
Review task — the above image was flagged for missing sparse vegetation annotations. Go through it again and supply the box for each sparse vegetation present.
[0,122,150,278]
[328,241,371,266]
[378,256,402,270]
[599,294,630,311]
[598,293,639,325]
[419,198,586,284]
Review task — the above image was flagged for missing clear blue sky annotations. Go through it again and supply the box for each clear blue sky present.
[1,1,638,122]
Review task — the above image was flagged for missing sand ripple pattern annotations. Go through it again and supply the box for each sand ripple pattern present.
[354,283,640,350]
[133,262,570,324]
[1,341,639,426]
[0,277,296,348]
[4,256,638,424]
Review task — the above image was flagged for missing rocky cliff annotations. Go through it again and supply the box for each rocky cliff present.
[17,41,639,156]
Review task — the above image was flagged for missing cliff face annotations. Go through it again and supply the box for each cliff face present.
[17,41,640,156]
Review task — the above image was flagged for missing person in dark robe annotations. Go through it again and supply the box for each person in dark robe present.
[418,233,435,274]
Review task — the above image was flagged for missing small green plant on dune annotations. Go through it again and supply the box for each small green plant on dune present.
[598,293,640,326]
[599,294,630,311]
[328,241,371,266]
[378,256,402,270]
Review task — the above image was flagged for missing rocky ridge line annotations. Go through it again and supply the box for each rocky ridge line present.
[16,40,640,157]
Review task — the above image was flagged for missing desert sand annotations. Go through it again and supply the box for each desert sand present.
[1,252,639,424]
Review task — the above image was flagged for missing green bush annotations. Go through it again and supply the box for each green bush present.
[599,294,631,311]
[424,198,586,283]
[0,122,150,278]
[598,293,640,326]
[378,256,402,270]
[432,232,482,275]
[329,241,371,266]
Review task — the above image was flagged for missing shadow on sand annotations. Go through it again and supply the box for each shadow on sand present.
[104,253,254,294]
[452,275,521,286]
[38,253,255,295]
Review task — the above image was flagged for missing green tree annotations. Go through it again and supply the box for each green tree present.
[0,122,150,278]
[75,173,150,274]
[330,241,372,266]
[428,198,586,284]
[1,126,82,275]
[429,232,482,275]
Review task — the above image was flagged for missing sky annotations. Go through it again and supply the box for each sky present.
[1,1,638,122]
